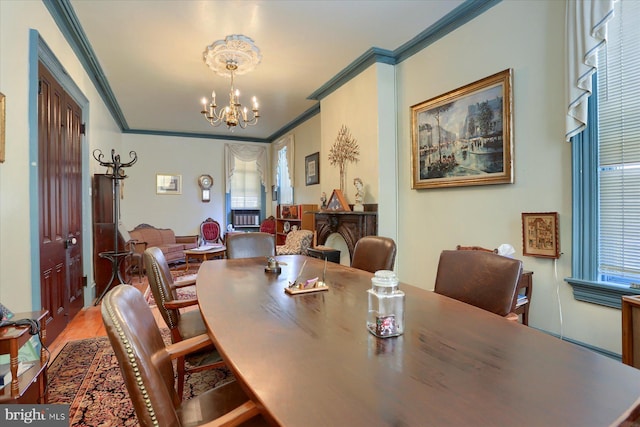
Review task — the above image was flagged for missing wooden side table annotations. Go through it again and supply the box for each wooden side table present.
[307,246,341,264]
[513,271,533,326]
[0,310,49,403]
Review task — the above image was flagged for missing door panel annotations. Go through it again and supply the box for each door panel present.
[38,62,84,342]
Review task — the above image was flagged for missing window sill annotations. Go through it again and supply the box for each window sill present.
[566,278,640,309]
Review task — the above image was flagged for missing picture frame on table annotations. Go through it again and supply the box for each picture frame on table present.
[305,152,320,186]
[156,174,182,195]
[411,69,513,189]
[522,212,560,259]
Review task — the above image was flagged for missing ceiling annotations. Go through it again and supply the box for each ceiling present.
[57,0,484,143]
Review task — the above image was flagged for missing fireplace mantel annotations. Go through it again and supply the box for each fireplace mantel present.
[314,209,377,259]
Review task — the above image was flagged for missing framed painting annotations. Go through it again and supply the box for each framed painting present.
[411,69,513,189]
[156,174,182,195]
[522,212,560,259]
[326,189,350,212]
[305,152,320,186]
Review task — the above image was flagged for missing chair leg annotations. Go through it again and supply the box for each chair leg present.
[177,355,186,400]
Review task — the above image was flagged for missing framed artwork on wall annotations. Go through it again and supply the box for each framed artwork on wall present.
[305,152,320,185]
[156,174,182,195]
[411,69,513,189]
[522,212,560,259]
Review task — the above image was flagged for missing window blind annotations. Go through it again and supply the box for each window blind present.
[598,0,640,284]
[230,159,260,209]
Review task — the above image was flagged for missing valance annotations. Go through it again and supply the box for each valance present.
[565,0,616,141]
[224,144,268,193]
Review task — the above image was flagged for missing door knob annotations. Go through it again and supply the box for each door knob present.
[65,237,78,248]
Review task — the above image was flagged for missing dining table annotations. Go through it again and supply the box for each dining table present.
[196,255,640,426]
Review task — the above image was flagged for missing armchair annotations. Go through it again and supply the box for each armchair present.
[276,229,314,255]
[200,218,222,245]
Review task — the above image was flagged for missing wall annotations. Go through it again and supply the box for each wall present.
[395,0,620,353]
[290,114,322,206]
[121,134,270,236]
[0,1,123,309]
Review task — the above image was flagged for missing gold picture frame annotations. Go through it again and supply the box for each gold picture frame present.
[0,92,5,163]
[156,174,182,195]
[522,212,560,259]
[411,69,513,189]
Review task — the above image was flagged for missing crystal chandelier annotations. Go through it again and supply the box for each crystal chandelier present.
[200,35,261,130]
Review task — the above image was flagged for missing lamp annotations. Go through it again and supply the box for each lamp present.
[200,35,261,130]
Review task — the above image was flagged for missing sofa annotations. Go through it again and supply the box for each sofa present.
[128,224,198,264]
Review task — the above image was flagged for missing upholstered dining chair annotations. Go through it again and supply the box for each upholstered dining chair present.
[143,247,225,398]
[350,236,397,273]
[276,229,314,255]
[226,232,275,259]
[434,250,523,319]
[101,285,265,427]
[259,216,276,235]
[200,218,222,245]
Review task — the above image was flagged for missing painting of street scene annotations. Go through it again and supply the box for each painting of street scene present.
[411,69,513,189]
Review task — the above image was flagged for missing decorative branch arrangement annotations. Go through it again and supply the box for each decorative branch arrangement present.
[328,125,360,193]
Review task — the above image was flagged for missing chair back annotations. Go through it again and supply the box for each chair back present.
[226,232,275,259]
[350,236,397,273]
[143,247,180,330]
[434,250,522,317]
[259,216,276,234]
[101,285,181,426]
[200,218,221,244]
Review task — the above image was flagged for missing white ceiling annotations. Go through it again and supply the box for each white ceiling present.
[68,0,467,142]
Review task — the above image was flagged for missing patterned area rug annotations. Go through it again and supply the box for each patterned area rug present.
[47,331,234,427]
[143,263,200,307]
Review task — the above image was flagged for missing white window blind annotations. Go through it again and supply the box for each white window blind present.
[230,159,260,209]
[598,0,640,284]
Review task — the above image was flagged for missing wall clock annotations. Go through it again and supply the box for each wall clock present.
[326,189,351,212]
[198,174,214,202]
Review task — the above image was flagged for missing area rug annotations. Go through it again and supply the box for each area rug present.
[47,332,234,427]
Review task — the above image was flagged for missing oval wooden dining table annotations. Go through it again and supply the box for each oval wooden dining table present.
[196,255,640,426]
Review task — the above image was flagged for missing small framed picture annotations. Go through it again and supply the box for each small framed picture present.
[305,152,320,186]
[156,174,182,195]
[522,212,560,259]
[326,189,351,212]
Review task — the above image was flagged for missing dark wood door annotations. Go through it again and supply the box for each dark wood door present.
[38,63,84,342]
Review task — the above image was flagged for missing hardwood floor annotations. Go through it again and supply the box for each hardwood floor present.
[48,281,148,362]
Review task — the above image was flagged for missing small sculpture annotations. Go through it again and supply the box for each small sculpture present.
[320,192,327,209]
[353,177,364,212]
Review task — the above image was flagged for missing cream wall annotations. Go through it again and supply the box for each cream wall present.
[290,114,322,206]
[396,0,620,353]
[0,1,123,308]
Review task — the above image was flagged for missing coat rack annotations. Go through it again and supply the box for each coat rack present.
[93,149,137,305]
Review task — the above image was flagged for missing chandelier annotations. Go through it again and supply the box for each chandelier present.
[200,34,261,130]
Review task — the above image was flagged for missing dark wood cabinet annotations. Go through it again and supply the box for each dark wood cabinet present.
[92,174,126,298]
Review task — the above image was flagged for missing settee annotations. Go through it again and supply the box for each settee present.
[128,224,198,264]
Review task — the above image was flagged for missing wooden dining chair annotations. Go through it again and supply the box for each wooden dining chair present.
[350,236,397,273]
[226,232,275,259]
[434,249,522,318]
[101,285,265,427]
[143,247,225,398]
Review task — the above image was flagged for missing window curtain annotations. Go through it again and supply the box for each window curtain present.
[565,0,616,142]
[225,144,268,193]
[272,134,295,186]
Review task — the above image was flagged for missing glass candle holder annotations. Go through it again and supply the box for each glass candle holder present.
[367,270,404,338]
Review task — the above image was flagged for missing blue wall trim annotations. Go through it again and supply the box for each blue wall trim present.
[537,327,621,361]
[123,128,269,144]
[44,0,500,141]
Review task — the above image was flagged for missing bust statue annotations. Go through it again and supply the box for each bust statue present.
[353,177,364,211]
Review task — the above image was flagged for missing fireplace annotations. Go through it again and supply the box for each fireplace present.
[314,209,377,259]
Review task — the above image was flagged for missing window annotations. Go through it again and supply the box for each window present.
[277,146,294,205]
[230,159,260,209]
[569,0,640,307]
